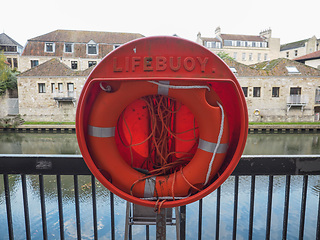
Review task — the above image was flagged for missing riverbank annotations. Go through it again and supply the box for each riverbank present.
[1,123,320,133]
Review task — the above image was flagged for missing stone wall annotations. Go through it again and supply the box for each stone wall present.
[18,76,86,122]
[0,91,9,118]
[238,76,320,122]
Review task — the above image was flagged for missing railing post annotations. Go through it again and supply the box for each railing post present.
[156,208,167,240]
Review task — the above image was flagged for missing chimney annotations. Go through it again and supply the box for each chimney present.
[260,28,272,39]
[215,26,221,36]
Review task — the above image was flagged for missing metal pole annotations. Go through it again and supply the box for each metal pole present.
[156,208,167,240]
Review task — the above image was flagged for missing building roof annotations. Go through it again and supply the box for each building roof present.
[28,29,144,44]
[250,58,320,76]
[18,58,91,77]
[201,37,220,42]
[223,57,320,76]
[0,33,22,47]
[293,50,320,61]
[220,34,265,42]
[280,39,309,51]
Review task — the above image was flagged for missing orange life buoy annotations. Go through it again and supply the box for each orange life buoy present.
[87,80,229,199]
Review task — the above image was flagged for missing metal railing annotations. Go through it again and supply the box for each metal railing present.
[1,154,320,240]
[287,95,308,106]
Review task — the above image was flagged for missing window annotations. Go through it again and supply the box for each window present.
[65,43,73,53]
[51,83,55,93]
[45,42,54,52]
[286,52,289,58]
[233,52,237,60]
[38,83,46,93]
[71,61,78,70]
[31,60,39,68]
[258,53,261,61]
[294,50,298,56]
[242,87,248,97]
[88,61,97,68]
[237,41,241,47]
[58,83,63,93]
[113,44,121,50]
[13,58,18,68]
[230,67,237,74]
[67,83,74,97]
[290,87,301,95]
[249,53,253,61]
[7,58,12,67]
[286,66,300,74]
[224,40,232,46]
[0,45,17,52]
[272,87,280,97]
[242,53,246,61]
[264,54,268,61]
[87,41,98,55]
[253,87,261,97]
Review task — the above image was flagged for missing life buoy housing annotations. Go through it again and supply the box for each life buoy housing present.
[87,80,229,199]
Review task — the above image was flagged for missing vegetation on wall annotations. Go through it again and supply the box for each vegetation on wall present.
[0,51,18,96]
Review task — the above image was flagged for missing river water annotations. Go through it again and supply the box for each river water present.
[1,132,320,155]
[1,132,320,239]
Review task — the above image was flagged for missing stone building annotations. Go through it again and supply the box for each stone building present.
[280,36,320,60]
[18,58,91,122]
[196,27,280,64]
[0,33,23,70]
[224,58,320,122]
[19,29,144,72]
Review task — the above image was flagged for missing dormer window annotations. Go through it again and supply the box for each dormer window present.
[45,42,55,52]
[113,44,121,50]
[87,40,98,55]
[64,43,73,53]
[230,67,237,74]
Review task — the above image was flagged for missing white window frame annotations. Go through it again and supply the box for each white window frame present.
[71,61,78,70]
[58,83,63,93]
[38,83,46,93]
[233,52,237,60]
[45,42,55,53]
[249,53,253,61]
[113,44,121,50]
[87,40,98,55]
[64,43,73,53]
[242,53,246,61]
[51,83,55,93]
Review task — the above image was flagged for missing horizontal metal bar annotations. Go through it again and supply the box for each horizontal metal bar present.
[1,154,320,175]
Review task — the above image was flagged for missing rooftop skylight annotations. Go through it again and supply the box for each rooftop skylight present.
[286,66,300,74]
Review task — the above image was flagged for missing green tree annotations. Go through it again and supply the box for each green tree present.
[216,51,233,60]
[0,51,18,95]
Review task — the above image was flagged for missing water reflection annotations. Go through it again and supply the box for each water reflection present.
[0,133,80,155]
[244,133,320,155]
[1,132,320,155]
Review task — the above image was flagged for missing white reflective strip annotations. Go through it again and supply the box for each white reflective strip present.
[157,81,170,96]
[88,125,115,138]
[198,138,228,154]
[144,177,156,198]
